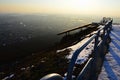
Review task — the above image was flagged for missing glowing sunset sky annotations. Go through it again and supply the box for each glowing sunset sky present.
[0,0,120,17]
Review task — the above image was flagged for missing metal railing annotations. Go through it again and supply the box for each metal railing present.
[40,18,113,80]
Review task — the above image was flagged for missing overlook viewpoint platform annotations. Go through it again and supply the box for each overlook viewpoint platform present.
[40,18,120,80]
[98,25,120,80]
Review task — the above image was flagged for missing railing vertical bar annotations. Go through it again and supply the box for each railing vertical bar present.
[91,30,100,80]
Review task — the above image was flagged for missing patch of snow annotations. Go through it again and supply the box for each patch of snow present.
[68,38,89,51]
[57,36,94,65]
[20,22,23,25]
[98,25,104,29]
[21,67,26,71]
[57,31,96,65]
[2,74,14,80]
[67,38,94,64]
[41,60,45,63]
[9,74,14,78]
[26,67,30,70]
[31,65,35,68]
[2,76,9,80]
[56,48,67,53]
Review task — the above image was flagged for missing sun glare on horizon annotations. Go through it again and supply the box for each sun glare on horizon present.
[0,0,120,17]
[67,0,98,13]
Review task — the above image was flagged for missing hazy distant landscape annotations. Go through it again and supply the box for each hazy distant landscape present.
[0,14,120,63]
[0,14,102,63]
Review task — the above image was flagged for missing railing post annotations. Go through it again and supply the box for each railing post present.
[66,50,79,80]
[106,22,111,43]
[94,31,100,51]
[91,31,99,80]
[110,19,113,31]
[101,25,106,60]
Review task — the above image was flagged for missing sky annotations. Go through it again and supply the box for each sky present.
[0,0,120,17]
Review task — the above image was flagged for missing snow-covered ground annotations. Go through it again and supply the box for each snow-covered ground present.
[98,25,120,80]
[57,31,96,65]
